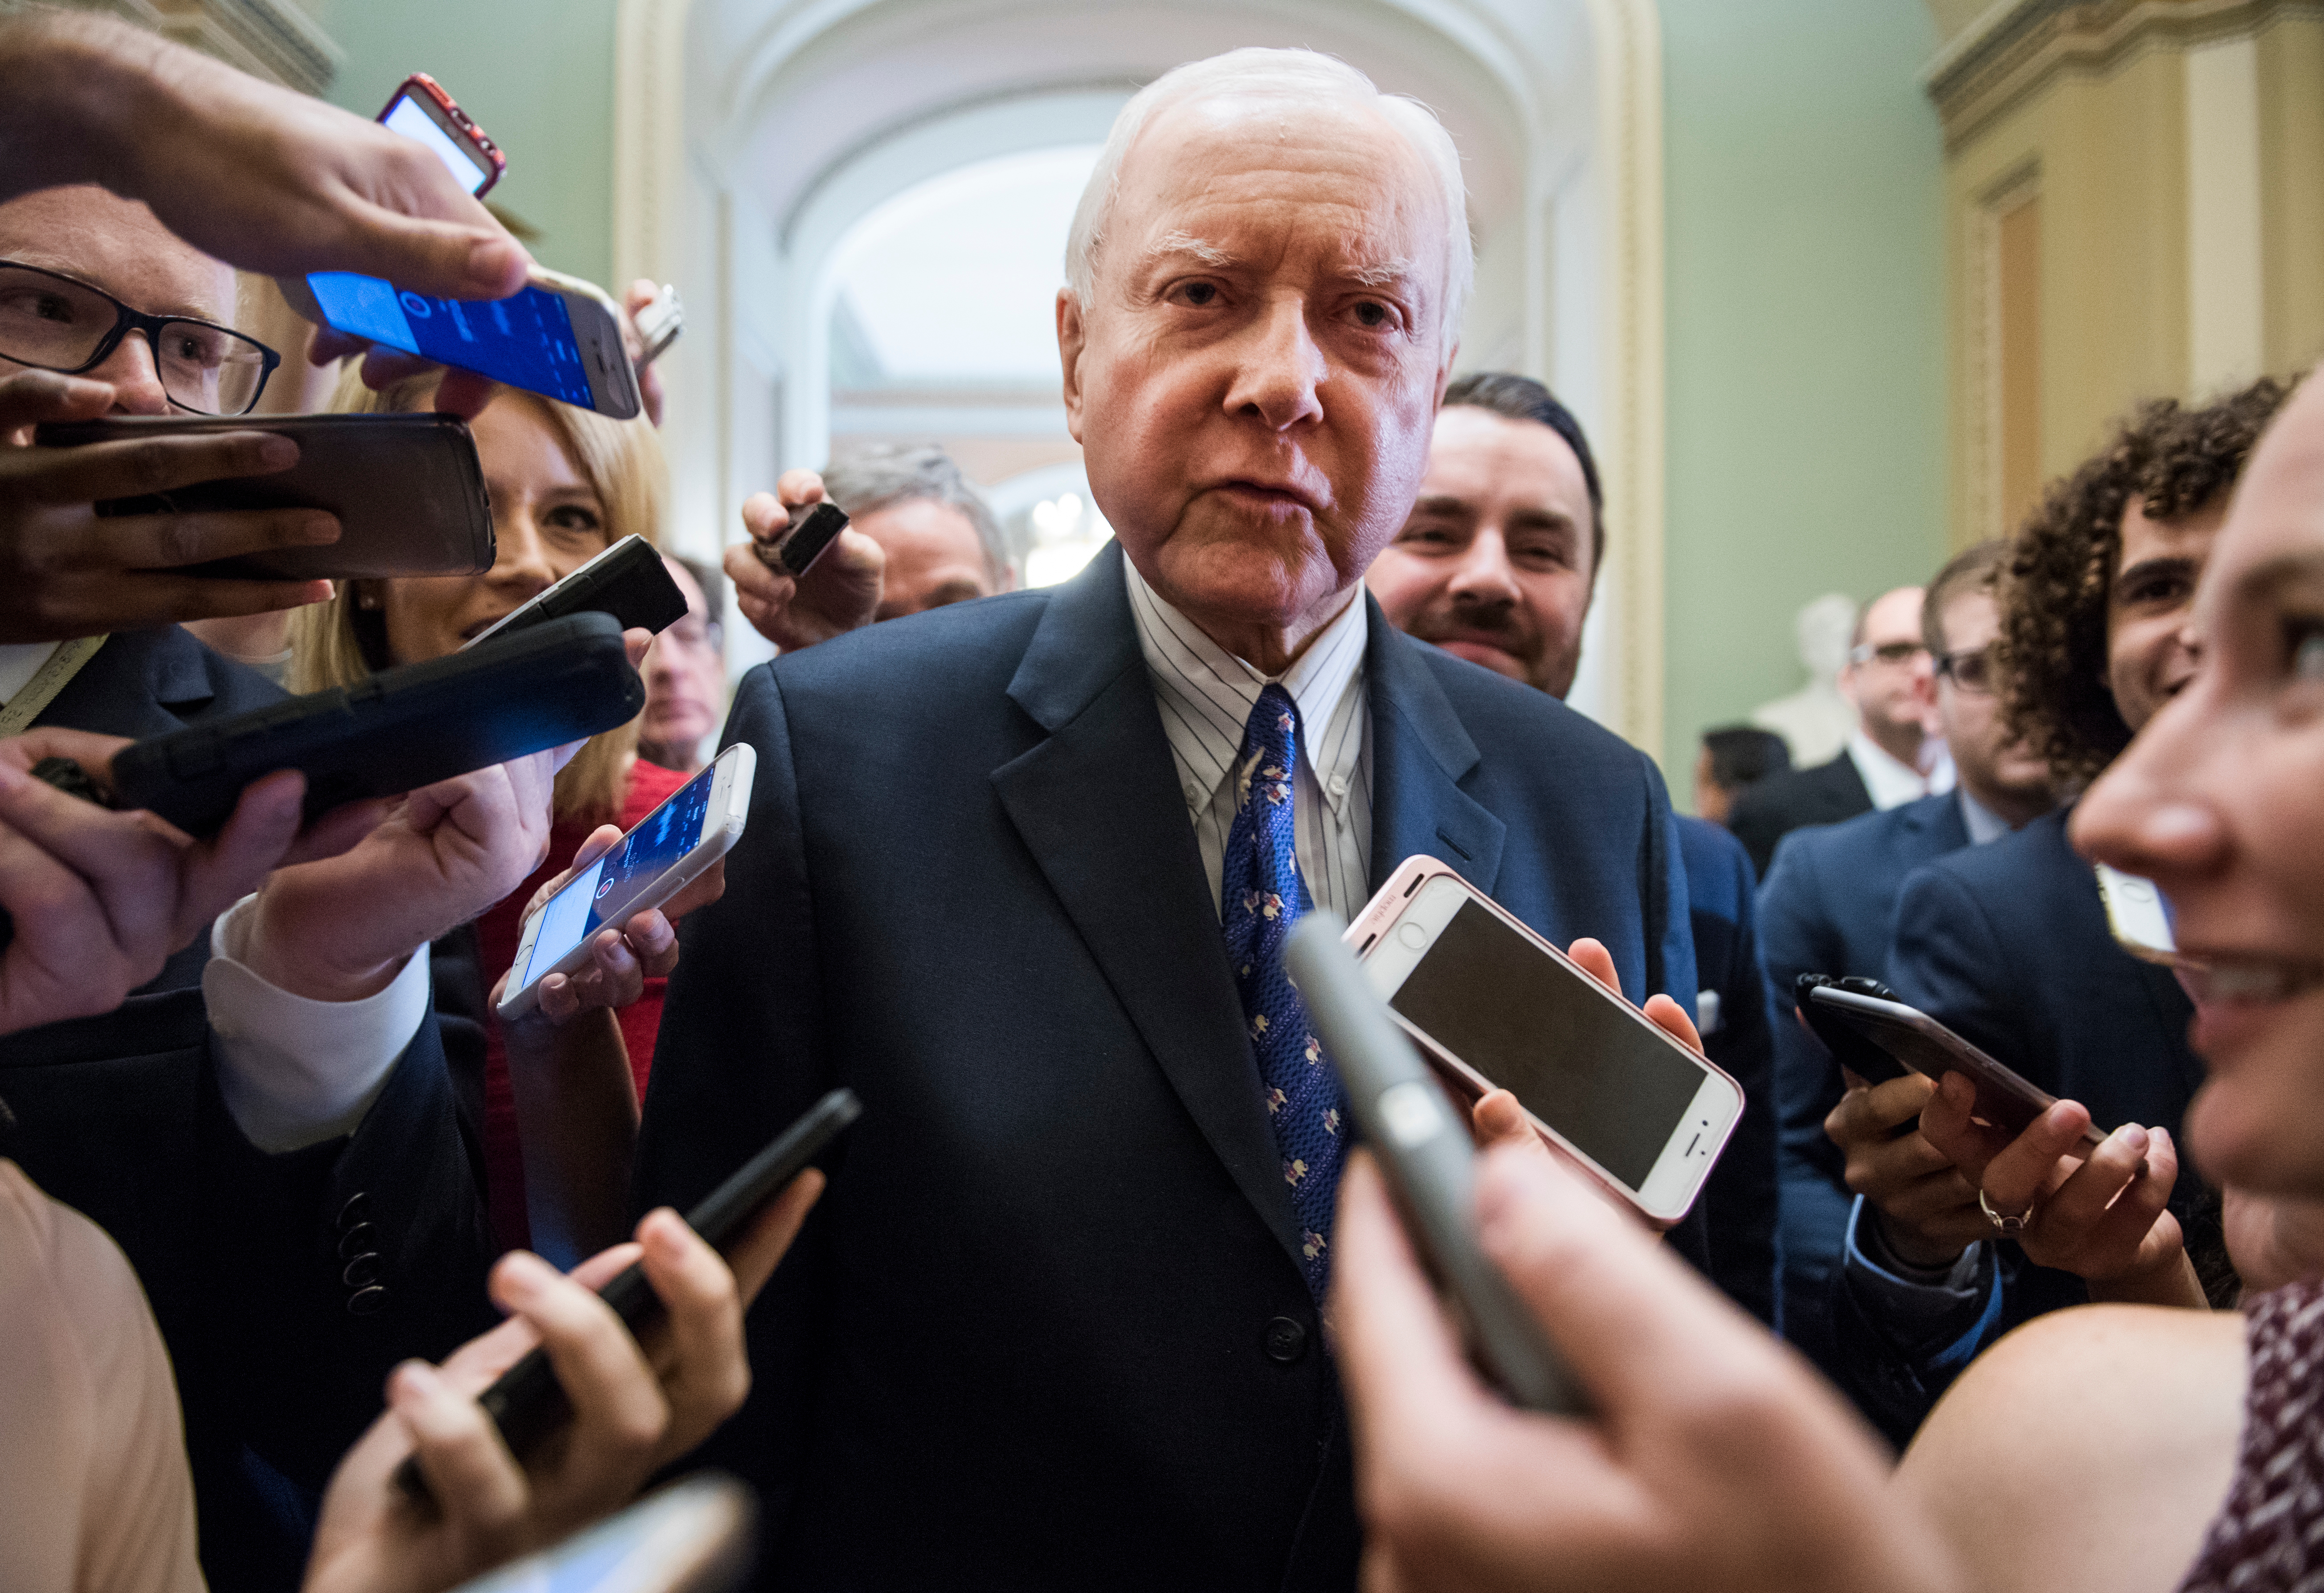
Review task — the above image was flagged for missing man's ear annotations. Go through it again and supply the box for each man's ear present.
[1433,339,1459,408]
[1057,288,1087,444]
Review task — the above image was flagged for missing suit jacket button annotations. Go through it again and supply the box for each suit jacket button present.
[336,1192,370,1231]
[337,1222,377,1261]
[342,1253,383,1288]
[1264,1316,1307,1364]
[347,1284,388,1317]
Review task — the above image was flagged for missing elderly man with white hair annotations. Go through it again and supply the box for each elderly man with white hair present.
[640,47,1694,1590]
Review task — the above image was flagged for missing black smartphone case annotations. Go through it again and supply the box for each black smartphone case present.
[32,412,495,581]
[487,535,687,639]
[111,612,642,836]
[1795,974,1910,1084]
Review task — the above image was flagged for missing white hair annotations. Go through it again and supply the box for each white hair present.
[1063,48,1473,345]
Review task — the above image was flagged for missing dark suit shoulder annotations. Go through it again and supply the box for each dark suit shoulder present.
[1404,634,1649,772]
[754,588,1054,700]
[1898,806,2075,904]
[35,624,282,739]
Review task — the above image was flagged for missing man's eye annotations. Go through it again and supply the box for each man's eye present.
[1352,301,1391,329]
[1177,282,1220,307]
[2291,621,2324,682]
[2129,579,2187,606]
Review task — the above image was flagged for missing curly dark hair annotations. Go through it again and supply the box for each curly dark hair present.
[1997,377,2291,787]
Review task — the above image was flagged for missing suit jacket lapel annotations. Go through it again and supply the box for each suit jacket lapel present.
[992,544,1304,1265]
[1363,603,1507,893]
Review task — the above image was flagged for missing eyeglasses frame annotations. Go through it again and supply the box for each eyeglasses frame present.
[0,259,281,416]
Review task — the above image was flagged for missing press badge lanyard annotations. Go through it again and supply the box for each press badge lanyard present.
[0,636,106,737]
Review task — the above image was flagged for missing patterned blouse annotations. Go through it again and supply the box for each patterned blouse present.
[2177,1278,2324,1592]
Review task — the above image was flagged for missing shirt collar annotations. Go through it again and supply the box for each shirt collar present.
[1124,555,1368,810]
[1957,785,2014,846]
[1846,728,1953,810]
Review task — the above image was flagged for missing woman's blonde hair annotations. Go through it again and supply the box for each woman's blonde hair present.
[290,367,668,823]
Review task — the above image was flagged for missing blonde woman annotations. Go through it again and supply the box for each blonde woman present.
[290,368,699,1262]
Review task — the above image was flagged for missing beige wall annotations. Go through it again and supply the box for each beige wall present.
[1933,1,2324,549]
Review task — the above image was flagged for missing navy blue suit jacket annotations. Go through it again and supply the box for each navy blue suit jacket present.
[636,544,1693,1592]
[1,625,495,1593]
[1675,816,1778,1326]
[1828,806,2203,1438]
[1754,792,1969,1365]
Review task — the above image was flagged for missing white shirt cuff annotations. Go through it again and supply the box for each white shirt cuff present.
[201,896,430,1154]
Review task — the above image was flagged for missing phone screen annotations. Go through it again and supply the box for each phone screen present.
[305,274,594,408]
[519,764,719,988]
[1389,900,1706,1189]
[381,93,494,195]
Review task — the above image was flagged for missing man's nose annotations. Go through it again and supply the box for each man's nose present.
[1223,295,1326,431]
[93,331,171,415]
[1446,532,1520,608]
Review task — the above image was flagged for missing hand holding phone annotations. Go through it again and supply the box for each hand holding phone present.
[499,746,754,1019]
[0,371,341,640]
[726,487,883,651]
[392,1089,861,1507]
[33,412,494,583]
[1286,916,1581,1412]
[1344,858,1744,1226]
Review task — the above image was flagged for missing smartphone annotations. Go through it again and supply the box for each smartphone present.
[110,612,642,837]
[377,73,505,198]
[1793,973,1911,1086]
[464,536,688,650]
[634,284,683,367]
[32,413,494,582]
[2096,862,2181,966]
[1346,856,1744,1226]
[1805,984,2108,1149]
[280,266,641,421]
[1284,915,1582,1414]
[449,1475,753,1593]
[499,745,755,1019]
[398,1088,863,1508]
[769,500,847,578]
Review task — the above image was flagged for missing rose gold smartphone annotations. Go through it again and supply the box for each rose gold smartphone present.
[1344,856,1744,1226]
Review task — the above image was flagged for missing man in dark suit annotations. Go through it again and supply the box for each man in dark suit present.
[640,50,1692,1590]
[1364,369,1776,1324]
[1821,380,2286,1444]
[1727,584,1951,877]
[1755,542,2053,1390]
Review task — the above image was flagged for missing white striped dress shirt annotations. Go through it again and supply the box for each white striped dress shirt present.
[1123,557,1373,921]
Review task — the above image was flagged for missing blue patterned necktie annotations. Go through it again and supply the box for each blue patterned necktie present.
[1222,684,1347,1300]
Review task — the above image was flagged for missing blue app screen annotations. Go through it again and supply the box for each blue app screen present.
[307,272,595,407]
[520,769,717,987]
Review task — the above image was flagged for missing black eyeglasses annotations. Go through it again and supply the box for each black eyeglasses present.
[1937,645,1998,694]
[1847,640,1926,668]
[0,260,279,416]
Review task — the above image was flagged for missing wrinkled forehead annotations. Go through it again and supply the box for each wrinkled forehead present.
[0,185,236,323]
[1108,89,1447,283]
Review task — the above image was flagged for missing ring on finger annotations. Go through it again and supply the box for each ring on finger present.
[1979,1188,2035,1235]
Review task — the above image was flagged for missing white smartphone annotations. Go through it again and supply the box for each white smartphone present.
[498,745,755,1019]
[278,265,642,420]
[449,1474,752,1593]
[1345,856,1744,1226]
[2095,862,2181,965]
[634,283,683,366]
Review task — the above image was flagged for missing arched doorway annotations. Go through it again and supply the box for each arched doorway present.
[613,0,1665,748]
